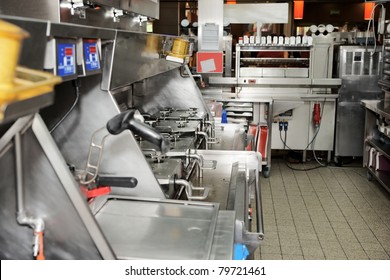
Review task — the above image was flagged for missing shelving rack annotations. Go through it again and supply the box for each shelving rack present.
[362,100,390,193]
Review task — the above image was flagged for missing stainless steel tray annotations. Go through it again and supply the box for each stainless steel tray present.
[226,106,253,112]
[226,112,253,117]
[226,102,253,107]
[94,196,219,259]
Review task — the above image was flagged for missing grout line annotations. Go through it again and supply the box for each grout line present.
[259,158,390,260]
[292,164,329,259]
[340,168,390,258]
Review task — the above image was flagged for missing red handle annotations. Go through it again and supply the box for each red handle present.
[313,103,321,127]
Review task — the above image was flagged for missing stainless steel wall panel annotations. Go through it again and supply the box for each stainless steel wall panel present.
[108,31,181,90]
[132,67,212,116]
[47,76,166,199]
[59,6,146,32]
[0,0,155,31]
[0,16,49,69]
[335,102,366,157]
[93,0,160,19]
[0,118,105,259]
[0,0,60,22]
[129,0,160,20]
[49,22,116,39]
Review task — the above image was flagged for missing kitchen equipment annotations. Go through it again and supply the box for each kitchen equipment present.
[77,109,171,187]
[334,45,382,161]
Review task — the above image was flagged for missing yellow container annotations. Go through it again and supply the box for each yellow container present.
[169,38,189,58]
[0,20,29,102]
[145,35,159,53]
[5,66,61,99]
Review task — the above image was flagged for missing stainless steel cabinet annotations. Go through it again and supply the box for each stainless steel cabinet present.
[334,46,382,160]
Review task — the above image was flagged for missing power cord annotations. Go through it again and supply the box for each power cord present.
[281,128,325,172]
[279,98,328,171]
[365,3,385,56]
[312,127,327,167]
[278,98,326,152]
[49,79,81,133]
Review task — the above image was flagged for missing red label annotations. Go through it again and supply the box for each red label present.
[65,47,73,56]
[196,52,224,73]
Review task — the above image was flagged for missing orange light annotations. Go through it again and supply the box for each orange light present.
[364,2,375,20]
[294,1,304,20]
[226,1,236,4]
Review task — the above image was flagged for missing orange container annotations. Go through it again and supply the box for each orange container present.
[0,20,29,102]
[169,38,189,58]
[5,66,62,100]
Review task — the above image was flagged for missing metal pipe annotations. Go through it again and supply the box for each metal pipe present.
[186,150,204,178]
[15,132,24,217]
[180,66,205,87]
[166,151,204,178]
[174,179,209,201]
[204,120,215,139]
[196,131,209,150]
[254,172,264,241]
[175,179,193,197]
[15,132,45,258]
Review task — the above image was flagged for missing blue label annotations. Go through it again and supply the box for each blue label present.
[57,43,76,77]
[83,42,100,72]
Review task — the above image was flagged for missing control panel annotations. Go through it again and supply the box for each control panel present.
[57,42,77,77]
[77,39,101,76]
[83,40,100,73]
[45,37,102,80]
[44,38,78,81]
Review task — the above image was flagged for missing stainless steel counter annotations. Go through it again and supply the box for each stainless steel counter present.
[93,196,234,260]
[361,99,390,120]
[211,123,247,151]
[195,150,264,252]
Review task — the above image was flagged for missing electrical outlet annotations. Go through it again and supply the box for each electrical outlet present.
[279,122,283,131]
[283,122,288,131]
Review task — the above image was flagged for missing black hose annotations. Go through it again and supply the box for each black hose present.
[49,80,80,133]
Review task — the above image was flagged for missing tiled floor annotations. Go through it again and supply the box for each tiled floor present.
[254,157,390,260]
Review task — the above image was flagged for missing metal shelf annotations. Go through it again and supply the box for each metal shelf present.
[238,45,311,52]
[366,138,390,161]
[240,57,309,62]
[0,66,60,124]
[363,100,390,194]
[362,100,390,120]
[0,92,54,124]
[367,167,390,193]
[378,79,390,89]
